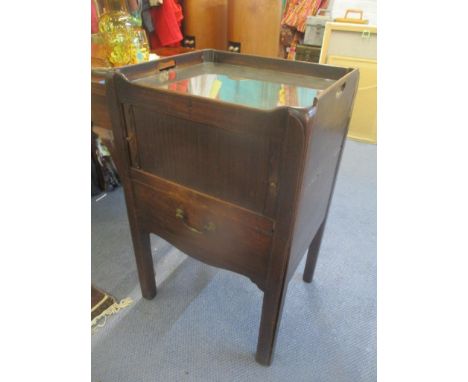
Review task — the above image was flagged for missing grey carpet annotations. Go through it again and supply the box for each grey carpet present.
[91,139,376,381]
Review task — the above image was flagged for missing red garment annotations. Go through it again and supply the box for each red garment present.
[91,0,99,33]
[148,0,183,48]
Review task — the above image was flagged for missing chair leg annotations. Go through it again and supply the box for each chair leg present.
[303,222,325,283]
[255,283,288,366]
[130,225,157,299]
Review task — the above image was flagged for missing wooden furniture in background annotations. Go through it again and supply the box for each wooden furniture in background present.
[320,22,377,143]
[106,50,358,365]
[183,0,227,50]
[92,73,115,154]
[91,286,114,321]
[91,47,196,152]
[227,0,282,57]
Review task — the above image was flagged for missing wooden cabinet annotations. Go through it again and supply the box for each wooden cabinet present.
[183,0,228,50]
[106,50,359,365]
[320,23,377,143]
[227,0,282,57]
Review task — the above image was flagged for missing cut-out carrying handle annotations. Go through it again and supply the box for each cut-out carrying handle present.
[158,59,176,72]
[344,9,363,20]
[335,82,346,98]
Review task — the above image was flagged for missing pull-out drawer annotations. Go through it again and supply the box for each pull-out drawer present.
[130,169,275,289]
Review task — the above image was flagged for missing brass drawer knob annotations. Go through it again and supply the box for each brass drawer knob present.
[176,208,216,234]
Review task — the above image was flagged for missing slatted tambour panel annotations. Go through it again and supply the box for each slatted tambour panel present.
[227,0,282,57]
[184,0,228,50]
[128,106,276,215]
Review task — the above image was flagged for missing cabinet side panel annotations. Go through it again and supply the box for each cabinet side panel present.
[287,71,360,280]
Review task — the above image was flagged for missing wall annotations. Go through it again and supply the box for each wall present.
[331,0,377,25]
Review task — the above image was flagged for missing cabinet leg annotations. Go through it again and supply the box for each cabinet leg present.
[130,227,157,299]
[255,284,288,366]
[303,222,325,283]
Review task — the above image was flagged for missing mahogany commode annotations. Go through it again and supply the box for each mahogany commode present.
[106,49,359,366]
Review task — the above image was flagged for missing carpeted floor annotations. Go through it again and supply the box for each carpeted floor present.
[91,139,376,382]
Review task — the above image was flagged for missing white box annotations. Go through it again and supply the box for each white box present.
[303,10,332,46]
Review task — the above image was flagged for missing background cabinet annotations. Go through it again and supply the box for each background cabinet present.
[183,0,228,50]
[227,0,282,57]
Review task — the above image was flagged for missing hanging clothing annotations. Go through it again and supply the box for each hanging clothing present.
[141,0,155,33]
[281,0,325,32]
[148,0,183,48]
[91,0,99,33]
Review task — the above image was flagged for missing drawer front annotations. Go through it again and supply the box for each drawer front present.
[131,169,274,289]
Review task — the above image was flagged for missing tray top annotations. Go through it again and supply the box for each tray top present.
[133,62,336,110]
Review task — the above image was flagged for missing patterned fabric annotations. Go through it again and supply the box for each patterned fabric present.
[281,0,326,32]
[279,25,294,58]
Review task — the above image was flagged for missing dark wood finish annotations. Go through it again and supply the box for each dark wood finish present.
[303,221,325,283]
[106,75,157,299]
[126,106,281,215]
[91,286,106,308]
[91,286,114,320]
[91,80,112,130]
[131,169,274,289]
[106,50,359,365]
